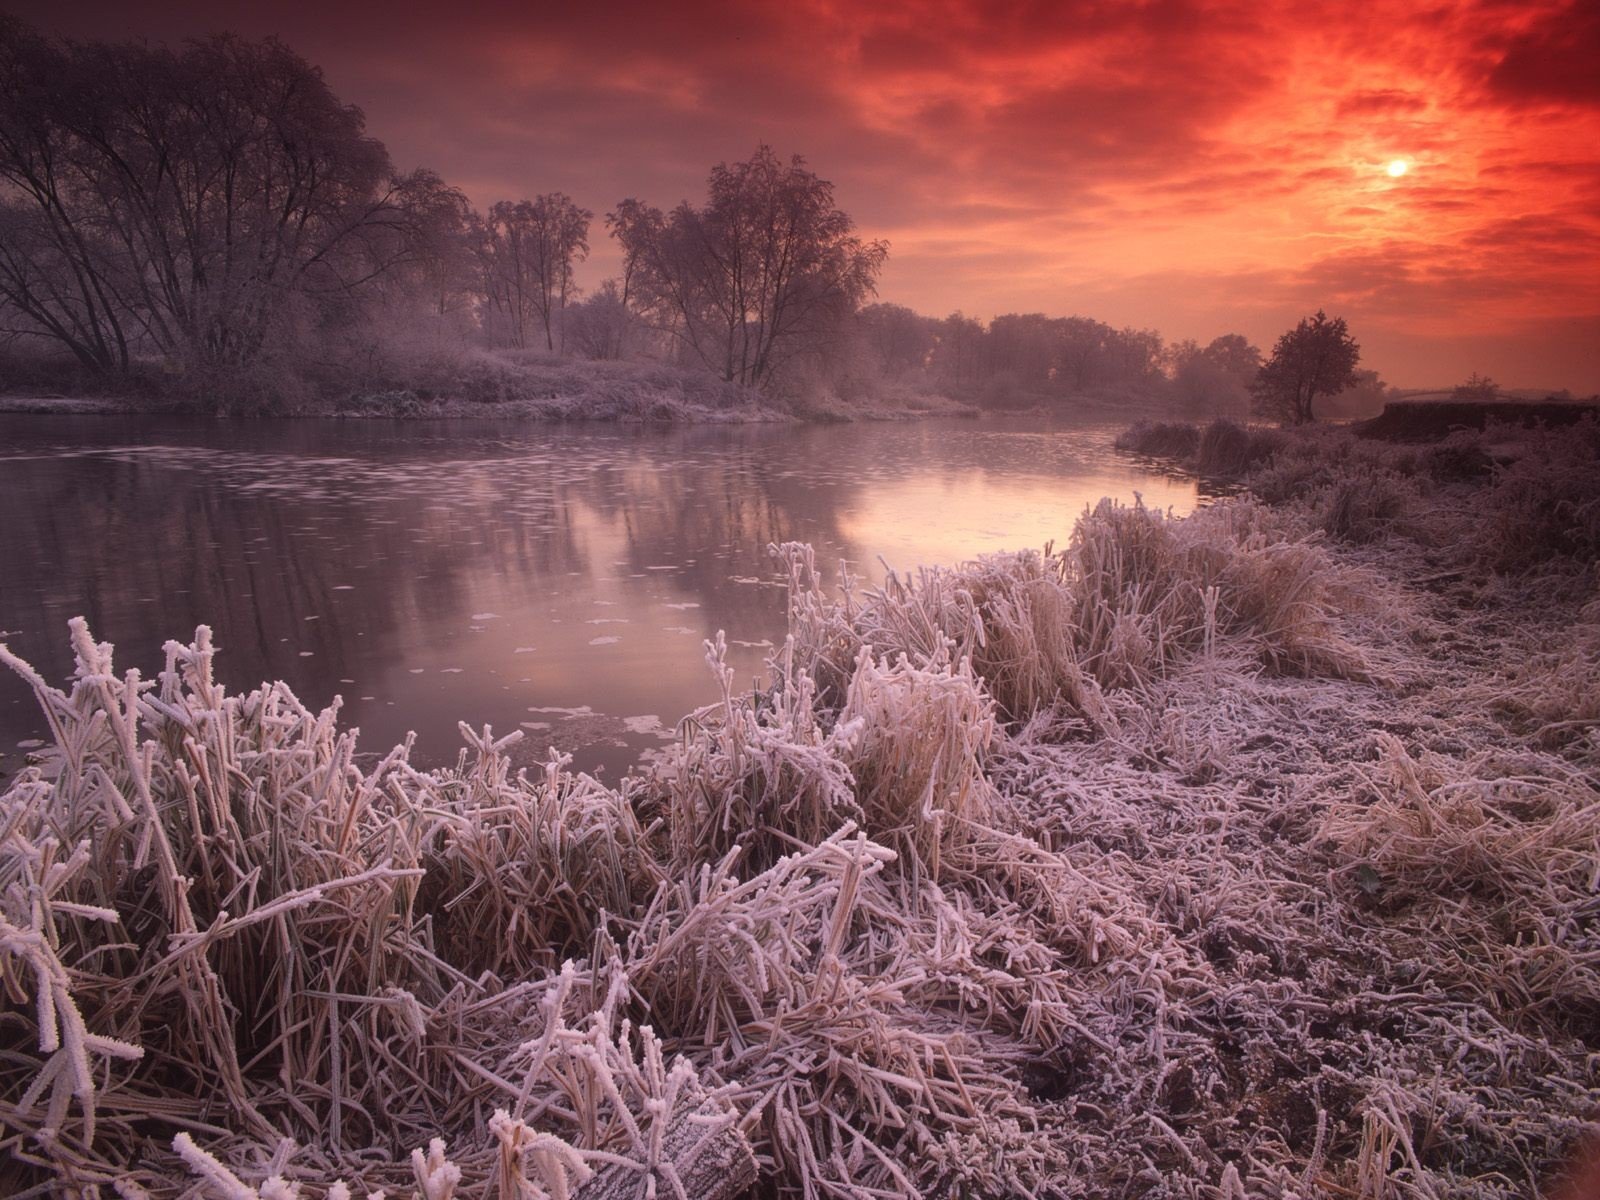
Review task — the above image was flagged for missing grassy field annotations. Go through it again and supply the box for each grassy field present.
[3,417,1598,1198]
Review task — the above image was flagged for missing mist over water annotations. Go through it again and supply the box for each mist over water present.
[0,414,1197,777]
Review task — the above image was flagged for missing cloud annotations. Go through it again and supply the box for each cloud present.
[1483,0,1600,106]
[1337,89,1430,118]
[6,0,1597,389]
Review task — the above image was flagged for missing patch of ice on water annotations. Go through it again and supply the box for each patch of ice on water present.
[622,715,673,739]
[589,636,621,646]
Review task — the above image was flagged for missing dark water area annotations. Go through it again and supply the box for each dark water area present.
[0,414,1198,778]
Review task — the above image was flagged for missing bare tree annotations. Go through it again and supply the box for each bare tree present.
[563,279,638,360]
[609,147,886,391]
[931,312,985,390]
[478,194,591,351]
[0,19,452,379]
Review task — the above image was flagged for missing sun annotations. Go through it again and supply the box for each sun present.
[1386,159,1409,178]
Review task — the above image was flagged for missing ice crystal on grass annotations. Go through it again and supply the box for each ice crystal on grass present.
[2,441,1598,1198]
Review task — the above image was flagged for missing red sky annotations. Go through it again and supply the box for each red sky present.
[13,0,1600,391]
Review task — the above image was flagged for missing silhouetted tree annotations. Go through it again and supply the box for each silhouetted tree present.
[1251,310,1360,424]
[609,147,887,390]
[0,19,455,379]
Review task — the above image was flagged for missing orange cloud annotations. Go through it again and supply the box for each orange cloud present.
[12,0,1598,388]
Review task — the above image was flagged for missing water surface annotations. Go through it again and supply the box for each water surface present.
[0,414,1196,777]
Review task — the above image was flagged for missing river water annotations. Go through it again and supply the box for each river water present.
[0,414,1197,778]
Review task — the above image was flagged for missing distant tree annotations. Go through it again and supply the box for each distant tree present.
[1054,317,1112,390]
[857,302,937,377]
[931,312,985,390]
[1169,333,1262,414]
[609,146,887,390]
[1321,368,1393,419]
[562,279,638,360]
[989,313,1059,389]
[1105,325,1165,383]
[1251,310,1361,425]
[1202,334,1262,382]
[372,169,479,320]
[479,194,591,351]
[1453,372,1500,401]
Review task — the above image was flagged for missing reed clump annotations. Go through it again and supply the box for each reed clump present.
[1193,418,1284,477]
[3,462,1598,1199]
[1113,420,1202,460]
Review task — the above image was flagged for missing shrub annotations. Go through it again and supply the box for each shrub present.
[1114,420,1201,460]
[1195,418,1283,476]
[1421,431,1495,483]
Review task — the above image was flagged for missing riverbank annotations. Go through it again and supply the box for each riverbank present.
[0,351,982,423]
[2,419,1597,1197]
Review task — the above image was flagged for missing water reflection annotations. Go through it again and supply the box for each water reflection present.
[0,415,1195,777]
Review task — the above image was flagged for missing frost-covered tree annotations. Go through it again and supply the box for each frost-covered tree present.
[478,194,592,351]
[609,147,887,390]
[1251,310,1361,425]
[563,279,641,360]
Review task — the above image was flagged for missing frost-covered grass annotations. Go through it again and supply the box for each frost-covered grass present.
[3,437,1599,1197]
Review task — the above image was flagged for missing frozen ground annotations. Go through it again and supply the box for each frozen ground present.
[1,418,1597,1198]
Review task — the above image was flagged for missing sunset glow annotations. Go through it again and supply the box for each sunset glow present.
[9,0,1599,390]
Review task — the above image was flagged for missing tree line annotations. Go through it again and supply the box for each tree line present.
[0,19,1378,421]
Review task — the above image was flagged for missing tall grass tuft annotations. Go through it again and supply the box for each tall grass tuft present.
[1114,420,1202,459]
[1194,418,1284,477]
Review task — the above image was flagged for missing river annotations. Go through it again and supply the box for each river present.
[0,414,1197,778]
